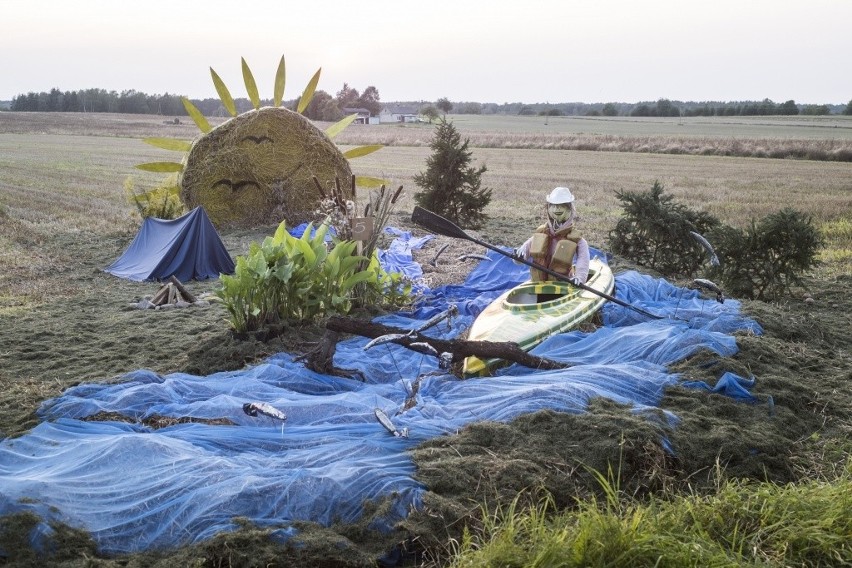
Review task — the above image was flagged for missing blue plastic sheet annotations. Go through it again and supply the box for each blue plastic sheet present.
[1,238,763,556]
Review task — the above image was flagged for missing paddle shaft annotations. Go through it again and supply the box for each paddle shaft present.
[411,206,664,321]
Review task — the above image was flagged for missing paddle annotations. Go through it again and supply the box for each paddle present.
[411,206,664,321]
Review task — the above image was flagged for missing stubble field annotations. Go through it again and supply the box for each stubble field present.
[1,111,851,566]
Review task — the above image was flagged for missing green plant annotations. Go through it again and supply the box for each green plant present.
[124,176,184,220]
[215,218,411,333]
[709,208,824,300]
[414,118,491,229]
[608,181,721,277]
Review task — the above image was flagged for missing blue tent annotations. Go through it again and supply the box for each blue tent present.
[105,207,235,282]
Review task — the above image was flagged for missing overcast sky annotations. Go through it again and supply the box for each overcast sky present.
[2,0,850,105]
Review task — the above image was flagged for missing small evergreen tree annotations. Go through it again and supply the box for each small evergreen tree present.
[708,209,823,300]
[608,181,721,277]
[413,119,491,229]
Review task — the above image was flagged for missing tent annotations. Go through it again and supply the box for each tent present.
[105,207,235,282]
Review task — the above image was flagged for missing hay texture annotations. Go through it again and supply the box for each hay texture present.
[179,107,353,228]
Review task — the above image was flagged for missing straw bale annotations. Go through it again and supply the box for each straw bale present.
[180,106,352,228]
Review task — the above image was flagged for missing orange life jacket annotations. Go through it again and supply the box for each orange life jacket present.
[528,223,583,282]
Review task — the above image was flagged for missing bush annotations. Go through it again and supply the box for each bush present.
[215,218,411,333]
[608,181,721,278]
[124,176,184,220]
[708,208,823,300]
[413,119,491,229]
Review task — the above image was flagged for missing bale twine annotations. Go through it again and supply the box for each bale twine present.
[179,106,353,228]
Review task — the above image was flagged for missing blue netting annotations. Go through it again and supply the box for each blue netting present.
[0,235,763,556]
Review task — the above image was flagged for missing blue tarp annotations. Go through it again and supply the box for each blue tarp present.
[1,236,763,556]
[104,207,235,282]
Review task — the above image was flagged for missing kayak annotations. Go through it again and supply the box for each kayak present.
[462,257,615,376]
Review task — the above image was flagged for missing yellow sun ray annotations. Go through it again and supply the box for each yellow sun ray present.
[143,138,193,152]
[297,68,322,114]
[210,68,237,117]
[135,161,185,173]
[181,98,211,133]
[241,57,261,110]
[273,55,286,107]
[355,176,387,188]
[325,114,358,139]
[343,145,383,159]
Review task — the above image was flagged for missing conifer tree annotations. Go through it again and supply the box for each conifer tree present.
[413,119,491,229]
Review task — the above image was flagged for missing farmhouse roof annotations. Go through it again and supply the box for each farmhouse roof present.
[382,104,419,115]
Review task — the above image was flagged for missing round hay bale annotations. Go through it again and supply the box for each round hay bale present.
[179,106,353,228]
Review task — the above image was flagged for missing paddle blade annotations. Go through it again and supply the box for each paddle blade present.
[411,206,471,241]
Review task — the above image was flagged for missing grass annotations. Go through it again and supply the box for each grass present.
[449,460,852,567]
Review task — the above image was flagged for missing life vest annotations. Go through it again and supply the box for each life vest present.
[528,223,583,282]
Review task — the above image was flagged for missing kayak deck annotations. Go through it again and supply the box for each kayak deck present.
[462,258,614,376]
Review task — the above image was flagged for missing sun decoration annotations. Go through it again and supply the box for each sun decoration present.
[135,55,384,228]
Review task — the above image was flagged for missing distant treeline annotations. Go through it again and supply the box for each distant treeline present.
[440,99,851,117]
[6,88,281,116]
[6,88,852,117]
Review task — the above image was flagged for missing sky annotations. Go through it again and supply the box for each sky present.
[2,0,851,105]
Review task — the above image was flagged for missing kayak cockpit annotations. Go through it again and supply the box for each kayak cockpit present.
[503,268,601,311]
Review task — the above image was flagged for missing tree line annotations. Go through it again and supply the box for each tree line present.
[445,99,850,117]
[7,88,852,117]
[7,83,383,119]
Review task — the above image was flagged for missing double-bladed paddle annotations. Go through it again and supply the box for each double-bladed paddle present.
[411,205,664,321]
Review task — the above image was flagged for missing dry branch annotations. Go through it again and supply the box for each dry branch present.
[325,316,569,374]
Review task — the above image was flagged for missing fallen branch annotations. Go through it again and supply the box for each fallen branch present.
[325,316,569,375]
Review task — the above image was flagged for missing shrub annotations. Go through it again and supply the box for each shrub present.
[215,218,411,333]
[608,181,721,277]
[708,208,824,300]
[124,176,184,220]
[414,119,492,229]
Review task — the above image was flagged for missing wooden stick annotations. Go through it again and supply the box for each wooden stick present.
[169,275,196,303]
[150,284,171,306]
[311,176,327,199]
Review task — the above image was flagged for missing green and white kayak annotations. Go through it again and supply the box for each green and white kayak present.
[462,257,615,376]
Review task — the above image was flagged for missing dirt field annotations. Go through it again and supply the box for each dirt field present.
[1,112,851,566]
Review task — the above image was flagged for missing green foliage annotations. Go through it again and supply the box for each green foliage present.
[414,119,492,229]
[608,181,721,277]
[215,218,411,333]
[610,182,824,299]
[124,176,184,220]
[843,99,852,115]
[420,105,440,123]
[448,461,852,568]
[436,97,453,114]
[708,208,824,300]
[601,102,619,116]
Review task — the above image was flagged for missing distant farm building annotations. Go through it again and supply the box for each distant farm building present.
[380,104,420,123]
[341,107,378,125]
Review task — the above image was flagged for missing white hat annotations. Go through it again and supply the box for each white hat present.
[546,187,575,204]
